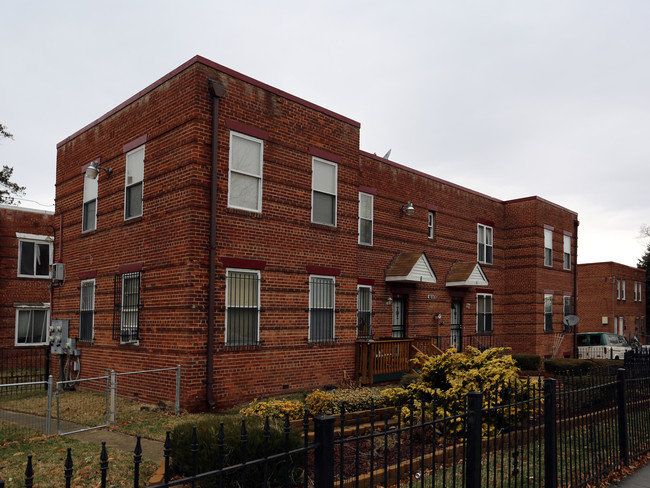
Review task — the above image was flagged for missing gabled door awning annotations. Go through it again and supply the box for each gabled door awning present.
[386,252,437,283]
[446,262,489,287]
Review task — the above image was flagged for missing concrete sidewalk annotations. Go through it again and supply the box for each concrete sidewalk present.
[609,462,650,488]
[1,409,164,463]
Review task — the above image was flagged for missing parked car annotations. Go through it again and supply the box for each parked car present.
[577,332,631,360]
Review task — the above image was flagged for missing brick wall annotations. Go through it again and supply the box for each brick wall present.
[54,57,580,411]
[578,262,646,342]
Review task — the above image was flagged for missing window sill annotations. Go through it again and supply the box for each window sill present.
[310,222,338,231]
[81,229,97,237]
[307,339,338,347]
[123,216,143,226]
[227,207,263,218]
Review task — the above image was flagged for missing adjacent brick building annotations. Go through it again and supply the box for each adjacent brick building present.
[0,205,54,352]
[577,262,646,341]
[53,56,579,411]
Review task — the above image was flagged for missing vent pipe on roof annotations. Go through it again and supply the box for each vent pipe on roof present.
[207,78,226,409]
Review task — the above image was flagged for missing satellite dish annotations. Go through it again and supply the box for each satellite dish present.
[563,315,579,328]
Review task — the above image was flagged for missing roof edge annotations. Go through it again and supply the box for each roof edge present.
[57,55,360,149]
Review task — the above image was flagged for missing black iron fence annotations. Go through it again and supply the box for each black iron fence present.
[4,367,650,487]
[0,347,49,395]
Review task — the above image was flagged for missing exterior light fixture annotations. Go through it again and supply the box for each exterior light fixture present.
[386,297,393,306]
[401,202,415,215]
[85,160,113,179]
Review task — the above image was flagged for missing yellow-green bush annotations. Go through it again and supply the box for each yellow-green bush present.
[239,398,305,421]
[392,347,542,434]
[304,387,390,415]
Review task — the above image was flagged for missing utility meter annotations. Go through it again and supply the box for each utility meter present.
[50,319,71,355]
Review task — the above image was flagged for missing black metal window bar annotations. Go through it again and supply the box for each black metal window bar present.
[357,286,372,339]
[79,280,94,342]
[113,271,141,342]
[477,294,492,333]
[309,276,334,342]
[226,270,260,346]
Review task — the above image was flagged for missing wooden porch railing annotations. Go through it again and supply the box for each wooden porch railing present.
[355,334,506,384]
[355,338,443,384]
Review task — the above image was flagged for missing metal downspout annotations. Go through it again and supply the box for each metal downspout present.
[207,79,225,408]
[573,218,579,357]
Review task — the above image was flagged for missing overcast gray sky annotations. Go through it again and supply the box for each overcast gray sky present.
[2,1,648,267]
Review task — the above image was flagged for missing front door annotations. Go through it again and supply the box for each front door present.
[392,298,406,338]
[451,300,462,351]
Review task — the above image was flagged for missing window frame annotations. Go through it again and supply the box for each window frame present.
[311,157,338,227]
[544,229,553,267]
[477,224,493,265]
[563,234,571,270]
[428,211,435,239]
[357,285,372,339]
[15,305,50,346]
[358,192,373,246]
[617,279,621,300]
[124,145,144,220]
[309,275,335,342]
[113,271,141,344]
[622,280,626,301]
[82,170,98,232]
[476,293,493,333]
[79,279,95,342]
[544,294,553,332]
[227,131,264,213]
[17,234,53,279]
[225,268,261,346]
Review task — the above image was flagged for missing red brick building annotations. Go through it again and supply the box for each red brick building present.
[577,262,646,342]
[0,205,54,351]
[53,56,578,411]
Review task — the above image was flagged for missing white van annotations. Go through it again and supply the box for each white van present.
[577,332,631,360]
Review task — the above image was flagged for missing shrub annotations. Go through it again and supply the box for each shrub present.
[304,387,389,415]
[239,398,305,420]
[543,358,592,375]
[401,347,540,435]
[511,354,541,371]
[171,416,304,487]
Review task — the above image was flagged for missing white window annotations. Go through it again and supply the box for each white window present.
[614,316,618,334]
[17,234,53,278]
[312,158,337,226]
[563,235,571,270]
[634,282,639,301]
[228,132,263,212]
[563,296,573,319]
[309,275,335,342]
[621,280,625,300]
[83,171,98,232]
[226,269,260,346]
[358,192,373,245]
[357,285,372,338]
[477,224,493,265]
[544,294,553,332]
[476,294,493,333]
[125,145,144,220]
[544,229,553,267]
[15,305,50,346]
[79,280,95,342]
[617,279,621,300]
[428,211,435,239]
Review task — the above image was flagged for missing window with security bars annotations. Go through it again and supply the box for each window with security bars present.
[113,271,141,343]
[79,280,95,342]
[226,270,260,346]
[309,276,335,342]
[476,294,492,333]
[357,285,372,338]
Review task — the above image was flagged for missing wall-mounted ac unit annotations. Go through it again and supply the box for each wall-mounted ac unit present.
[51,263,65,281]
[602,316,609,325]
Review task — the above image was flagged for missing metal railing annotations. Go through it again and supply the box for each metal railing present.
[5,366,650,487]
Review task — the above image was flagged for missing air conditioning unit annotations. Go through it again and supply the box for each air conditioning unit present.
[51,263,65,281]
[602,316,609,325]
